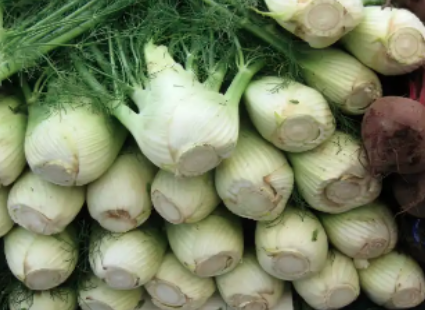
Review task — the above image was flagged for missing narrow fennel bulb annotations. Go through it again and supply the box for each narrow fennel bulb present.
[293,249,360,310]
[166,208,244,277]
[255,205,328,281]
[7,170,85,235]
[25,84,127,186]
[216,250,284,310]
[286,131,382,213]
[319,201,398,259]
[357,251,425,309]
[87,147,157,232]
[89,224,167,290]
[215,127,294,221]
[9,286,77,310]
[151,170,220,224]
[0,95,27,186]
[79,274,145,310]
[263,0,363,48]
[4,226,78,290]
[299,48,382,115]
[145,252,216,310]
[341,7,425,75]
[244,76,335,152]
[0,187,14,237]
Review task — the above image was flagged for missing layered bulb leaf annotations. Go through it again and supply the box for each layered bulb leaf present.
[8,170,85,235]
[25,91,127,186]
[293,249,360,310]
[216,250,284,310]
[357,251,425,309]
[299,48,382,115]
[215,126,294,221]
[0,95,27,186]
[286,131,382,213]
[4,226,78,290]
[78,274,145,310]
[166,208,244,277]
[89,224,167,290]
[341,7,425,75]
[151,170,220,224]
[263,0,364,48]
[255,205,328,281]
[87,147,157,232]
[113,41,262,177]
[0,187,14,237]
[244,76,335,152]
[145,252,216,310]
[9,286,77,310]
[319,201,398,260]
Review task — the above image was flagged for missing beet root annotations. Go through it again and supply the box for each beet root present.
[393,172,425,218]
[362,96,425,176]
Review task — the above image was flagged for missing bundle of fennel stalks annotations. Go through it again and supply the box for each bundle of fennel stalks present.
[0,0,424,310]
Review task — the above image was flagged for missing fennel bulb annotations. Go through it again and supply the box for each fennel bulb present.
[151,170,220,224]
[166,208,244,277]
[145,252,216,310]
[255,205,328,281]
[215,127,294,221]
[286,131,382,213]
[244,76,335,152]
[87,147,157,232]
[319,201,398,259]
[293,249,360,310]
[102,41,264,177]
[198,294,229,310]
[263,0,363,48]
[0,187,13,237]
[0,95,26,185]
[9,286,77,310]
[8,170,85,235]
[79,274,145,310]
[4,226,78,290]
[341,7,425,75]
[89,224,167,290]
[357,251,425,309]
[25,93,127,186]
[299,48,382,115]
[216,250,284,310]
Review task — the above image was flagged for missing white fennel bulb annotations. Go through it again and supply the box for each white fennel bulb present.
[0,95,27,186]
[25,88,127,186]
[166,208,244,277]
[0,187,14,237]
[4,226,78,290]
[299,48,382,115]
[286,131,382,213]
[198,294,229,310]
[151,170,220,224]
[9,286,77,310]
[244,76,335,152]
[145,252,216,310]
[215,127,294,221]
[263,0,363,48]
[293,249,360,310]
[7,170,85,235]
[357,251,425,309]
[109,41,264,177]
[79,274,145,310]
[319,201,398,259]
[273,284,295,310]
[255,205,328,281]
[87,147,157,232]
[89,223,167,290]
[341,7,425,75]
[216,250,284,310]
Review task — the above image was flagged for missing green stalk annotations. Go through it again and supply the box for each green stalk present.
[224,60,265,104]
[204,62,228,92]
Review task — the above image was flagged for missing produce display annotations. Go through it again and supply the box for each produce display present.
[2,0,425,310]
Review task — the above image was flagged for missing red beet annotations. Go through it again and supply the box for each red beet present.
[362,96,425,176]
[393,172,425,217]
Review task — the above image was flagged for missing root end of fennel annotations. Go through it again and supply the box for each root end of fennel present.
[151,191,184,224]
[302,1,346,34]
[149,280,187,307]
[272,251,310,279]
[391,288,424,308]
[176,144,222,177]
[98,210,138,233]
[195,252,235,277]
[25,268,63,290]
[388,27,425,66]
[279,115,321,144]
[229,294,268,310]
[347,83,382,111]
[103,266,139,290]
[9,204,54,235]
[326,285,360,309]
[32,160,77,187]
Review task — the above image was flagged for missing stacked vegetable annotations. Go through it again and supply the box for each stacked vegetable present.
[0,0,424,309]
